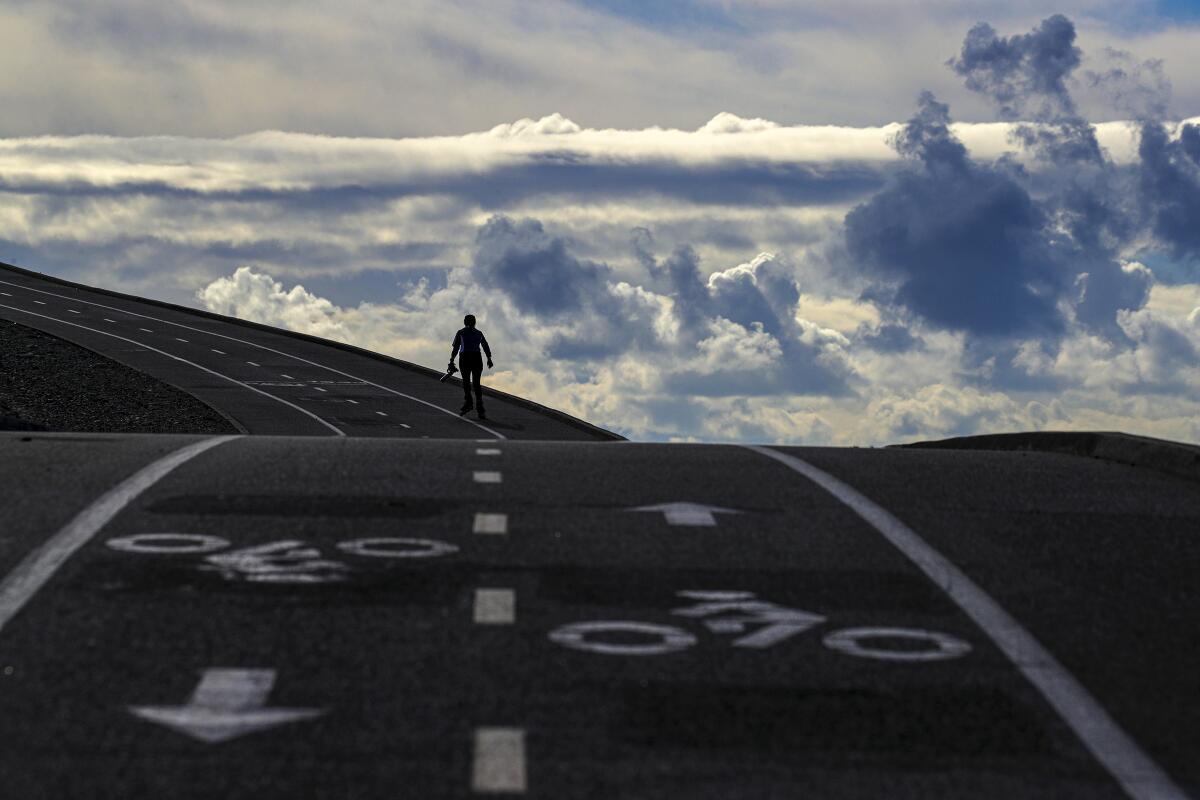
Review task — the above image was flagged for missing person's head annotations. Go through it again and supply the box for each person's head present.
[463,314,476,327]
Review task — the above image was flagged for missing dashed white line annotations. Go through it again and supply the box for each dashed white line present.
[33,300,46,305]
[103,318,116,323]
[346,399,359,405]
[0,436,237,636]
[472,728,526,794]
[212,349,225,354]
[473,588,515,625]
[0,292,10,296]
[175,337,189,342]
[246,361,260,367]
[67,309,81,314]
[139,327,153,332]
[744,445,1189,800]
[313,386,327,392]
[375,410,387,416]
[473,471,502,484]
[476,448,502,456]
[399,423,411,429]
[280,374,294,380]
[473,513,508,535]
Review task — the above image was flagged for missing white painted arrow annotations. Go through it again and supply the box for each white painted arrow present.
[129,668,325,743]
[628,502,742,526]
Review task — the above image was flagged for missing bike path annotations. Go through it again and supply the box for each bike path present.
[3,434,1187,797]
[0,263,620,441]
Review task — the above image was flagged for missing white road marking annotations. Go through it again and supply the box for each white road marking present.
[175,337,189,342]
[672,590,827,648]
[0,436,236,635]
[246,361,260,367]
[202,540,350,584]
[399,423,411,429]
[212,348,226,354]
[0,278,506,439]
[313,386,327,392]
[139,327,153,332]
[346,399,359,404]
[476,448,501,456]
[337,538,459,558]
[280,374,294,379]
[129,668,325,744]
[474,471,502,484]
[374,410,386,415]
[744,445,1188,800]
[107,533,230,554]
[473,588,516,625]
[823,627,972,662]
[472,728,527,793]
[0,292,10,296]
[67,309,81,314]
[473,513,508,535]
[549,621,696,656]
[629,502,741,526]
[0,304,346,436]
[33,300,46,304]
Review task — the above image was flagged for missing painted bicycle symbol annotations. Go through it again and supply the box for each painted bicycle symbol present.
[549,590,972,662]
[105,533,459,584]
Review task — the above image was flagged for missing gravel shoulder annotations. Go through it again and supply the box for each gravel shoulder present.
[0,318,237,433]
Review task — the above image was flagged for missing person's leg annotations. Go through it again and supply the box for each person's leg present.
[473,364,485,413]
[460,355,478,411]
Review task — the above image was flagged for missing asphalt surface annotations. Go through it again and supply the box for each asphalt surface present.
[1,433,1197,798]
[0,263,619,441]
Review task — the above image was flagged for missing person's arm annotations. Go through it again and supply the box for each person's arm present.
[449,330,462,364]
[481,334,493,367]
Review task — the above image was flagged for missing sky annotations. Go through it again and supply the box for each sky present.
[1,0,1199,445]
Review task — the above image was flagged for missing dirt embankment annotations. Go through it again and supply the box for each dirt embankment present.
[0,319,236,434]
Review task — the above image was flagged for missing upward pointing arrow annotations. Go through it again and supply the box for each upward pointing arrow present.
[628,502,743,527]
[129,668,325,744]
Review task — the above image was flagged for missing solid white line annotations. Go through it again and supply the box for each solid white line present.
[744,445,1188,800]
[0,304,346,436]
[473,513,508,535]
[473,588,515,625]
[473,471,502,484]
[0,436,237,635]
[212,349,225,354]
[472,728,526,793]
[476,448,501,456]
[0,278,506,440]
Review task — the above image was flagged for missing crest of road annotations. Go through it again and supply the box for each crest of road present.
[1,262,1197,799]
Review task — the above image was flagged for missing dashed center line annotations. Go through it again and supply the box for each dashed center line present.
[280,374,294,380]
[139,327,153,332]
[473,588,515,625]
[67,309,81,314]
[212,349,225,354]
[476,448,501,456]
[0,292,10,296]
[103,319,116,323]
[314,386,327,392]
[399,423,411,429]
[346,399,359,405]
[175,337,189,342]
[473,513,508,535]
[246,361,260,367]
[375,410,387,416]
[472,728,526,794]
[33,300,46,305]
[473,471,502,484]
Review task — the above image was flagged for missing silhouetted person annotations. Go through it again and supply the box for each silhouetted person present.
[450,314,493,419]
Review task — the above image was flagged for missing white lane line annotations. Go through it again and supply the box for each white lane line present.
[473,471,502,484]
[246,361,260,367]
[67,309,81,314]
[313,386,327,392]
[33,300,46,304]
[139,327,153,332]
[0,304,346,436]
[0,436,237,635]
[472,727,526,793]
[0,292,10,296]
[103,318,116,323]
[400,423,411,429]
[0,278,505,440]
[175,337,189,342]
[280,374,294,380]
[473,513,508,535]
[744,445,1189,800]
[212,349,226,354]
[476,448,501,456]
[375,410,387,416]
[473,588,516,625]
[346,399,359,405]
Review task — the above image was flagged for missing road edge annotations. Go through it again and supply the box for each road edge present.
[899,431,1200,485]
[0,261,625,441]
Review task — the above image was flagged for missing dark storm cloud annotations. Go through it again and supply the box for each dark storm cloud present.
[1137,121,1200,265]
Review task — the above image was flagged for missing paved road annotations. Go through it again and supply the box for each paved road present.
[0,263,618,441]
[1,432,1196,798]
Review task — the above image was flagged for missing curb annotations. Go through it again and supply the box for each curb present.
[899,431,1200,485]
[0,261,625,441]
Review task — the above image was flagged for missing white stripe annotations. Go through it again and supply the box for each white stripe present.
[399,423,411,429]
[744,445,1188,800]
[280,374,294,379]
[175,337,189,342]
[246,361,260,367]
[0,436,237,635]
[346,399,358,404]
[0,292,10,296]
[67,309,80,314]
[103,318,116,322]
[139,327,153,332]
[473,513,508,535]
[313,386,327,392]
[0,278,506,440]
[33,300,46,304]
[212,349,225,354]
[473,588,515,625]
[0,304,345,437]
[472,728,526,793]
[375,410,387,416]
[473,471,502,484]
[476,448,501,456]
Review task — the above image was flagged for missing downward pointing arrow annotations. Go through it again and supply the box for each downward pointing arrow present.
[628,502,743,526]
[129,668,325,743]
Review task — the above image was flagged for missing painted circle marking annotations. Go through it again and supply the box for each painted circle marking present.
[336,537,459,559]
[548,621,697,656]
[106,533,230,554]
[822,627,972,661]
